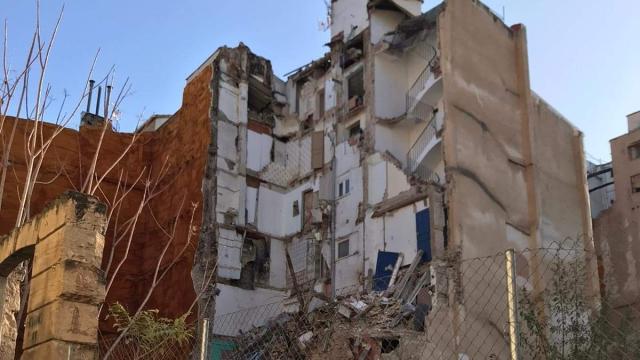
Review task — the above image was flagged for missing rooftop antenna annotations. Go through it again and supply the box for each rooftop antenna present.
[502,6,506,21]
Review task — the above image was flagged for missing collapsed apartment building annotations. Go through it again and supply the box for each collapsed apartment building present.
[197,0,594,321]
[0,0,596,358]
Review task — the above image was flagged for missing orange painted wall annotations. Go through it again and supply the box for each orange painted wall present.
[0,64,213,335]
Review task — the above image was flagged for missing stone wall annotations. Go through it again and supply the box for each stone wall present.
[0,192,106,359]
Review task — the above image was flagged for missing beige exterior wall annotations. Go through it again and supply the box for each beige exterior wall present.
[437,0,596,356]
[593,128,640,310]
[439,0,591,259]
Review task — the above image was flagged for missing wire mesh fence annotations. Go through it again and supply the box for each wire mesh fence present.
[99,332,195,360]
[205,241,640,360]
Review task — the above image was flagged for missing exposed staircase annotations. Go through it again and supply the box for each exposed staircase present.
[404,45,442,183]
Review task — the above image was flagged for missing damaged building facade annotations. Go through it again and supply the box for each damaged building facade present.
[193,0,595,332]
[0,0,596,356]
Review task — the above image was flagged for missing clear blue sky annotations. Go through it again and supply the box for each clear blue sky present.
[3,0,639,162]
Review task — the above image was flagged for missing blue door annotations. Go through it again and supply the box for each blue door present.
[373,251,400,291]
[416,209,432,263]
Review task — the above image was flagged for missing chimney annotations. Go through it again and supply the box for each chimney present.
[628,110,640,133]
[86,80,95,113]
[95,86,102,116]
[80,83,111,129]
[105,85,112,119]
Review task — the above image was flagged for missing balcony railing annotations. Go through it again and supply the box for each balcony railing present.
[406,95,435,123]
[406,112,440,184]
[406,44,439,118]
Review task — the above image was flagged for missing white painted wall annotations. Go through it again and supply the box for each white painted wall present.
[371,10,406,44]
[299,80,316,120]
[387,160,411,198]
[218,79,240,124]
[334,230,363,292]
[331,0,369,41]
[325,76,337,111]
[269,239,287,289]
[367,155,387,205]
[256,185,285,236]
[218,227,243,280]
[216,170,241,224]
[363,201,427,277]
[336,141,360,176]
[217,121,238,163]
[246,186,258,224]
[390,0,421,16]
[336,167,363,238]
[247,129,273,172]
[214,284,288,336]
[384,204,423,256]
[374,124,410,167]
[256,179,317,238]
[282,179,317,236]
[366,153,411,205]
[374,48,407,119]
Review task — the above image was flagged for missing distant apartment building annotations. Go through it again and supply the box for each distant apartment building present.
[588,161,614,218]
[593,110,640,312]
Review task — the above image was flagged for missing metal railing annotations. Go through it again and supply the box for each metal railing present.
[406,44,439,116]
[406,113,439,183]
[406,95,435,123]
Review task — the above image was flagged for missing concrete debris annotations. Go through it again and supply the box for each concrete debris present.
[298,331,314,349]
[233,269,432,359]
[338,304,354,319]
[307,296,328,313]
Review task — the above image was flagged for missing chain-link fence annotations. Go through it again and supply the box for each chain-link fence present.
[99,333,195,360]
[204,241,640,360]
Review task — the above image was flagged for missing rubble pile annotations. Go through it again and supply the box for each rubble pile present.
[232,260,433,359]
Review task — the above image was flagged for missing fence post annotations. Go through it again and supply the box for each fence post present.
[199,318,209,360]
[505,249,519,360]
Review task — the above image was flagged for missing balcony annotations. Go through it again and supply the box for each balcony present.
[406,56,441,123]
[406,110,443,183]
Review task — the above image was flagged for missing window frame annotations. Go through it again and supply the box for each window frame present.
[337,239,350,259]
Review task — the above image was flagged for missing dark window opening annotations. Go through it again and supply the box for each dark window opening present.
[318,89,326,118]
[629,142,640,160]
[338,239,349,259]
[632,174,640,193]
[301,115,313,133]
[338,179,350,197]
[270,142,275,162]
[293,200,300,216]
[347,68,365,111]
[348,123,362,139]
[231,238,270,290]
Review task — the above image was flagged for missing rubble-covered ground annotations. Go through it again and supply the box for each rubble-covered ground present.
[227,265,436,360]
